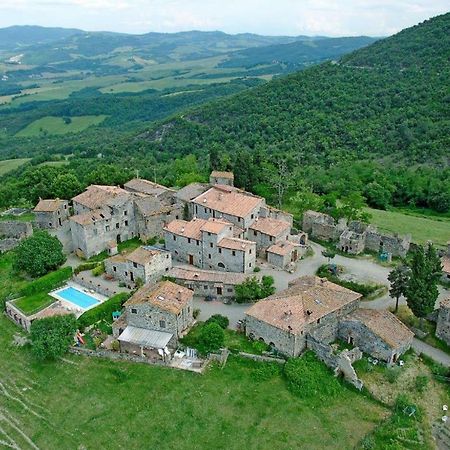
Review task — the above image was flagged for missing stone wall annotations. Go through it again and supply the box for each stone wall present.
[245,315,306,356]
[0,221,32,239]
[436,305,450,346]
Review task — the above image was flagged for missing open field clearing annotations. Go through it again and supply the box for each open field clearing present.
[0,316,386,450]
[366,207,450,248]
[0,158,31,176]
[16,115,107,137]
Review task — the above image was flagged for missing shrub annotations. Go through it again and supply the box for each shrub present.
[206,314,229,329]
[30,314,77,360]
[414,375,429,393]
[91,263,105,277]
[74,261,100,275]
[111,340,120,351]
[253,266,261,273]
[198,322,224,354]
[284,352,342,401]
[251,363,281,381]
[193,308,201,319]
[19,267,72,297]
[385,366,401,383]
[14,231,65,277]
[235,276,275,303]
[77,293,130,331]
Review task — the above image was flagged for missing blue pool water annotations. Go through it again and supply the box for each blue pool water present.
[56,287,100,309]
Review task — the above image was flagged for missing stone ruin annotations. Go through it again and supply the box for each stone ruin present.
[302,210,411,257]
[0,221,33,253]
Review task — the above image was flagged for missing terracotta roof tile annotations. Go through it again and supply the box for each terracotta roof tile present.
[249,217,291,237]
[218,237,255,251]
[267,242,299,256]
[72,185,130,210]
[192,186,263,218]
[164,218,206,240]
[124,178,175,197]
[168,267,249,284]
[175,183,209,202]
[126,247,166,266]
[70,208,111,226]
[34,199,66,212]
[347,309,414,349]
[246,276,361,334]
[124,281,193,314]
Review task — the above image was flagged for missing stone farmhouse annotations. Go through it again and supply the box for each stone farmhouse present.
[164,217,256,273]
[209,171,234,186]
[303,210,411,257]
[245,275,413,364]
[104,246,172,288]
[168,266,250,300]
[112,281,194,357]
[33,199,69,229]
[436,298,450,346]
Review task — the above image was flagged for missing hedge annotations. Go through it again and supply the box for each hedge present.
[77,292,130,331]
[74,261,101,275]
[19,267,73,297]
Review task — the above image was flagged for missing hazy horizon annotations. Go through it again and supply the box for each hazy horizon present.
[0,1,448,38]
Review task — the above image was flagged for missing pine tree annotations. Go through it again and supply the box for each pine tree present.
[388,264,410,313]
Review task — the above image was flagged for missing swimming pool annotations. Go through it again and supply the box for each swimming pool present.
[55,286,100,309]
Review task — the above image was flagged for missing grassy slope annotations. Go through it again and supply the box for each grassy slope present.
[0,158,31,176]
[0,316,386,449]
[366,207,450,247]
[15,115,107,137]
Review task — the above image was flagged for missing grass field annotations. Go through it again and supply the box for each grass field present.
[0,316,387,450]
[15,115,108,137]
[0,158,31,176]
[366,207,450,248]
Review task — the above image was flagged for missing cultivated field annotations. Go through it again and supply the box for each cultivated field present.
[0,316,386,450]
[366,207,450,248]
[0,158,31,176]
[15,115,107,137]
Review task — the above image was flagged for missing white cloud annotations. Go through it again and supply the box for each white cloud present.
[0,0,447,36]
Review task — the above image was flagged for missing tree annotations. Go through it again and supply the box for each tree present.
[52,173,82,200]
[364,182,392,210]
[338,192,371,222]
[405,244,442,329]
[235,276,275,303]
[206,314,229,329]
[290,186,324,220]
[14,231,65,277]
[30,314,77,360]
[322,249,336,263]
[388,264,410,313]
[198,322,225,354]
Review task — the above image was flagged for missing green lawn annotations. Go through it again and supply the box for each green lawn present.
[0,212,35,222]
[13,292,55,315]
[0,158,31,176]
[0,316,386,450]
[15,115,108,137]
[365,207,450,248]
[0,252,28,307]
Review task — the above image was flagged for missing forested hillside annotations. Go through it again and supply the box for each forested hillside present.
[138,13,449,212]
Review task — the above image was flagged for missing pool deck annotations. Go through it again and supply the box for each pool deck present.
[50,282,108,317]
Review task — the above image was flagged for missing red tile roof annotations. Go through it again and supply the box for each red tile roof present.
[249,217,290,237]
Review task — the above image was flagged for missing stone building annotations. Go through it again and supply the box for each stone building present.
[303,210,411,257]
[104,246,172,287]
[0,221,33,253]
[338,309,413,363]
[34,199,69,229]
[245,275,413,363]
[124,178,175,203]
[112,281,194,356]
[436,298,450,346]
[441,243,450,283]
[247,217,291,255]
[168,266,250,300]
[245,276,362,356]
[266,242,304,269]
[209,171,234,186]
[191,185,264,230]
[164,217,256,273]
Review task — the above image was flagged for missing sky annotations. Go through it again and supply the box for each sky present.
[0,0,448,37]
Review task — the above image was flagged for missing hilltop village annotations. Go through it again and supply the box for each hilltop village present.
[3,169,448,393]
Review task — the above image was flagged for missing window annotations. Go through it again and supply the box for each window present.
[249,249,252,254]
[238,217,241,222]
[196,240,200,246]
[219,248,222,254]
[124,210,127,216]
[64,204,67,209]
[133,262,138,268]
[125,272,128,276]
[253,230,257,236]
[251,214,254,219]
[317,318,321,324]
[208,232,211,236]
[232,250,236,256]
[208,254,212,259]
[188,238,191,243]
[48,222,52,227]
[124,220,128,226]
[173,235,176,241]
[227,288,233,293]
[249,263,252,267]
[105,225,110,232]
[210,243,213,248]
[131,308,137,314]
[270,236,274,242]
[218,262,225,268]
[113,266,117,272]
[159,320,166,328]
[116,223,120,229]
[204,285,208,289]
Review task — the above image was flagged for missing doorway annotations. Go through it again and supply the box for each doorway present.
[188,254,194,265]
[216,286,223,296]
